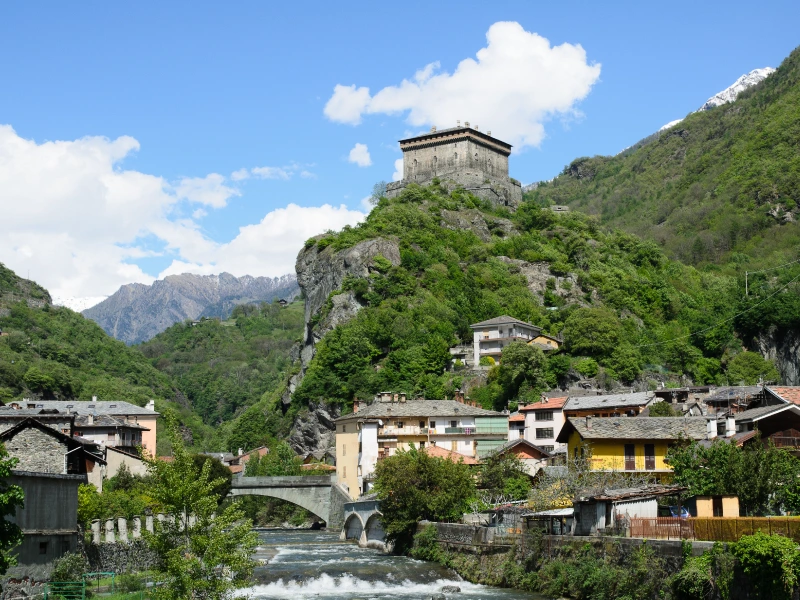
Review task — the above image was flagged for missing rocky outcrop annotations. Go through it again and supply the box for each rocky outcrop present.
[83,272,299,345]
[756,326,800,385]
[289,237,401,400]
[440,210,515,242]
[288,401,341,455]
[495,256,588,305]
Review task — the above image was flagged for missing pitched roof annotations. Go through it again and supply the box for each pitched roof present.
[734,403,800,422]
[556,416,708,443]
[520,397,567,412]
[0,418,106,464]
[705,386,762,404]
[14,400,158,416]
[423,445,479,465]
[767,387,800,405]
[509,413,525,422]
[337,399,503,421]
[489,438,552,459]
[563,392,654,412]
[470,315,541,330]
[74,414,149,430]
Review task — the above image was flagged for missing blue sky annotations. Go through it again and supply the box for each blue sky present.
[1,1,798,302]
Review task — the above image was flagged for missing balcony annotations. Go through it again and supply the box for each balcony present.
[432,426,508,437]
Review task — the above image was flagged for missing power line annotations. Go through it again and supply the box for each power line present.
[746,257,800,295]
[633,271,800,349]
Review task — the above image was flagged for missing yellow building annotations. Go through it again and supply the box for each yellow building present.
[529,334,562,351]
[556,416,708,475]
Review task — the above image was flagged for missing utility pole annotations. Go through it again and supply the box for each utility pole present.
[745,271,748,296]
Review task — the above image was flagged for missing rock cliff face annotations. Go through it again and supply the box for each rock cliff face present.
[83,272,299,345]
[284,237,400,454]
[757,326,800,385]
[0,262,51,315]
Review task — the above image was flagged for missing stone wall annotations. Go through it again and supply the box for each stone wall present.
[85,539,157,574]
[5,428,68,473]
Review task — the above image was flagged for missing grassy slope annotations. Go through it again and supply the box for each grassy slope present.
[292,183,762,412]
[529,46,800,272]
[139,301,305,451]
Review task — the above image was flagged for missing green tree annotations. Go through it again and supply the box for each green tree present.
[563,308,622,358]
[648,402,681,417]
[144,411,257,600]
[191,455,233,501]
[495,342,547,406]
[478,452,531,501]
[244,441,301,476]
[0,445,23,575]
[726,351,780,385]
[731,532,800,600]
[372,446,476,551]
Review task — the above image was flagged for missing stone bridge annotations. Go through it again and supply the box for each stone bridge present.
[230,475,350,530]
[341,499,389,551]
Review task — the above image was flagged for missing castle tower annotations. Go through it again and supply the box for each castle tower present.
[385,124,522,208]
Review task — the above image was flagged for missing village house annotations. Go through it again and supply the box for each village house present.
[703,386,764,414]
[562,391,656,419]
[470,316,545,367]
[508,413,525,440]
[335,392,508,499]
[488,438,552,476]
[518,396,568,453]
[764,386,800,406]
[708,402,800,449]
[385,124,522,208]
[4,398,160,456]
[556,416,709,475]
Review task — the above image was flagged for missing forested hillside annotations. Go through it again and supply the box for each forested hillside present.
[138,301,304,451]
[292,182,791,413]
[528,46,800,272]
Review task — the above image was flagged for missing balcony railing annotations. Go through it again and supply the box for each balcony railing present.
[771,436,800,448]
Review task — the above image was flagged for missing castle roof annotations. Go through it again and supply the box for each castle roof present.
[399,126,512,156]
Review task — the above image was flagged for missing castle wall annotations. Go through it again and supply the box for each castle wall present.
[403,139,509,184]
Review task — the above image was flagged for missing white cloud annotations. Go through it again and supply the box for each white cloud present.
[323,84,371,125]
[235,163,316,181]
[251,166,292,180]
[392,158,403,182]
[159,203,365,279]
[348,143,372,167]
[360,196,374,212]
[231,168,251,181]
[323,21,601,150]
[0,125,359,300]
[174,173,239,208]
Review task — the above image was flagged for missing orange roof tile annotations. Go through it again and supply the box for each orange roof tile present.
[509,413,525,422]
[519,397,567,411]
[769,387,800,405]
[424,445,479,465]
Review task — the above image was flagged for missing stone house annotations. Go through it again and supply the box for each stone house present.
[385,125,522,208]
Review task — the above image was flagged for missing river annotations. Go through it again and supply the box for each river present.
[244,529,544,599]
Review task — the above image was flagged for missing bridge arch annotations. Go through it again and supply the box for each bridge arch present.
[364,513,385,546]
[343,513,364,541]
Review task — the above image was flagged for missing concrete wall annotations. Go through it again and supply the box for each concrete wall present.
[336,424,359,499]
[524,408,566,453]
[106,447,148,479]
[4,428,69,474]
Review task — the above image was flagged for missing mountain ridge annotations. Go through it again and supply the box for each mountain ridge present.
[83,272,300,345]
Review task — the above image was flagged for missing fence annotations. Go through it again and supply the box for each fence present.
[44,582,85,600]
[629,516,800,542]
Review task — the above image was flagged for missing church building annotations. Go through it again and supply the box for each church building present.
[386,123,522,208]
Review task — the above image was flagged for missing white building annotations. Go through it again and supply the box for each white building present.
[518,396,567,454]
[470,316,543,367]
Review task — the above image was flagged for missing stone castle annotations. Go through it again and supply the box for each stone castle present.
[386,123,522,208]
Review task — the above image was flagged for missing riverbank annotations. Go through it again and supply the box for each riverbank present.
[410,522,777,600]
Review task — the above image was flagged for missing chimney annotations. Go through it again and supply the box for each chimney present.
[87,414,94,426]
[465,121,470,127]
[353,400,360,413]
[430,126,437,133]
[146,399,155,412]
[393,393,399,403]
[381,392,391,403]
[725,415,736,438]
[454,390,464,404]
[457,120,461,126]
[92,395,97,402]
[585,416,592,430]
[487,130,491,136]
[399,393,407,403]
[238,448,243,456]
[706,419,717,440]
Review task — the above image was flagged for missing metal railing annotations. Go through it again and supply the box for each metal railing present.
[629,516,800,542]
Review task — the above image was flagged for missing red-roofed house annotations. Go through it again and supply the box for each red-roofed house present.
[519,397,567,454]
[508,413,526,440]
[423,445,479,465]
[766,387,800,406]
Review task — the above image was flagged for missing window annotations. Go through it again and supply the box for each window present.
[107,433,115,442]
[395,421,404,429]
[342,425,346,433]
[342,445,346,457]
[535,428,554,439]
[624,444,636,471]
[540,446,555,453]
[429,421,436,429]
[419,420,425,429]
[39,542,48,555]
[342,466,346,478]
[645,444,655,471]
[450,420,457,428]
[419,441,425,448]
[536,411,554,421]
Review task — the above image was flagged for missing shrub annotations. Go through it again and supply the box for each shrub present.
[731,532,800,600]
[50,552,89,582]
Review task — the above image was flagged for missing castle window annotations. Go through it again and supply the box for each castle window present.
[454,152,458,161]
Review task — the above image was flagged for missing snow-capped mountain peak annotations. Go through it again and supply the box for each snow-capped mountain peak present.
[700,67,775,111]
[659,67,775,131]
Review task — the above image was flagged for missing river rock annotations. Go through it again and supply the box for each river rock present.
[440,585,461,592]
[428,595,446,600]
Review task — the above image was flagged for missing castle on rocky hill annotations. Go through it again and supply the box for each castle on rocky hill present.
[386,122,522,208]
